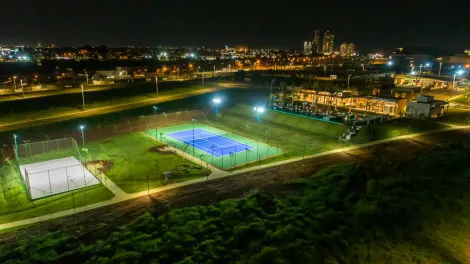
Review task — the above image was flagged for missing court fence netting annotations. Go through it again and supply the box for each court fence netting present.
[14,137,103,200]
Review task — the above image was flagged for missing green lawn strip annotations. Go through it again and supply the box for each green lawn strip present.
[440,108,470,126]
[0,84,215,125]
[147,123,283,170]
[350,118,451,144]
[83,133,206,193]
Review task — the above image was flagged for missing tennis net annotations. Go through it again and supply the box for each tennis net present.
[183,133,229,144]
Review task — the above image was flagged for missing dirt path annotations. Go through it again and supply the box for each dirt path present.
[1,129,468,242]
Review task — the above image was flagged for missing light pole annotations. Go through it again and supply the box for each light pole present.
[253,106,265,123]
[80,84,85,110]
[361,64,365,72]
[454,70,465,90]
[13,76,17,90]
[20,79,24,96]
[466,65,470,77]
[270,79,275,106]
[212,97,221,114]
[213,65,216,77]
[79,125,86,163]
[13,134,19,161]
[439,62,443,76]
[191,117,197,156]
[347,74,352,88]
[153,106,159,139]
[155,76,159,96]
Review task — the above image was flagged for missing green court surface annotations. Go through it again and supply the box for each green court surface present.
[145,123,282,169]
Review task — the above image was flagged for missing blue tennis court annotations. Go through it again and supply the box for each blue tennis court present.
[166,129,254,157]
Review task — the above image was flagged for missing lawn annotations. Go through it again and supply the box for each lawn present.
[146,123,282,169]
[84,132,207,193]
[350,118,451,144]
[211,104,348,159]
[0,83,217,126]
[202,104,452,168]
[440,107,470,126]
[0,161,114,224]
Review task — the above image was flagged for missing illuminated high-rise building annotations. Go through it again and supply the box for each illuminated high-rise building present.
[304,41,312,55]
[313,30,321,53]
[322,31,334,54]
[340,42,356,56]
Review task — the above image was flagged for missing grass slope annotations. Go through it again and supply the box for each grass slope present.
[2,149,470,263]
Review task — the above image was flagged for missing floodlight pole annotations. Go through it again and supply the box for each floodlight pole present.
[153,106,158,140]
[80,84,86,110]
[80,126,86,163]
[155,76,159,96]
[13,134,19,161]
[192,119,196,156]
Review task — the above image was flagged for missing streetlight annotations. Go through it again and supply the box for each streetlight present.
[13,134,19,161]
[153,106,159,139]
[80,84,86,110]
[155,76,159,96]
[361,63,365,71]
[453,70,465,90]
[212,97,221,113]
[347,74,352,88]
[253,106,265,123]
[79,125,86,163]
[191,117,197,156]
[438,61,443,76]
[13,76,17,90]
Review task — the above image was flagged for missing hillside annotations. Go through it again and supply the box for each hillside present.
[1,149,470,263]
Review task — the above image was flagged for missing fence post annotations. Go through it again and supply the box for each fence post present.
[66,166,70,191]
[48,170,53,195]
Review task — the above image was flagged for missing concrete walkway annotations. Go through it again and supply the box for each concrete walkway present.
[0,124,465,231]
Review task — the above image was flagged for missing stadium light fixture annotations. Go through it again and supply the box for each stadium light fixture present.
[12,134,19,161]
[212,97,222,114]
[253,106,265,123]
[79,125,86,162]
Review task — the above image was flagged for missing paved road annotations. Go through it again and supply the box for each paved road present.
[0,84,243,133]
[0,125,466,231]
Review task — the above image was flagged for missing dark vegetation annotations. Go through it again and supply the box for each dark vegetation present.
[1,149,470,263]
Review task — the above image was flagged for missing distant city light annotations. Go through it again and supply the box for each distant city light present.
[411,71,417,75]
[425,63,430,67]
[457,70,465,76]
[212,97,222,104]
[190,53,195,58]
[387,61,393,66]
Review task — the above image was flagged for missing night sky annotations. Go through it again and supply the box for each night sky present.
[0,0,469,53]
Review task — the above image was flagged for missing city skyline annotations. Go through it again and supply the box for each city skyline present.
[0,0,469,53]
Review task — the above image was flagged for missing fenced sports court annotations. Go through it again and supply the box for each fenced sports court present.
[166,129,254,157]
[14,138,100,200]
[145,123,282,169]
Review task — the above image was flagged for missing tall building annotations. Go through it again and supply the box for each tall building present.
[304,41,312,55]
[313,30,321,53]
[347,43,355,56]
[340,43,348,56]
[322,31,334,54]
[340,42,355,56]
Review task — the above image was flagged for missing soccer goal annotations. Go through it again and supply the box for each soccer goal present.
[14,137,100,200]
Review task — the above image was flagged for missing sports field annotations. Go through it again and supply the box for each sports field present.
[145,123,282,169]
